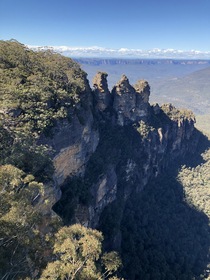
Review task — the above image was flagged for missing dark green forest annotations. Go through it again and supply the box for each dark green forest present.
[0,40,209,279]
[0,40,121,279]
[96,128,210,280]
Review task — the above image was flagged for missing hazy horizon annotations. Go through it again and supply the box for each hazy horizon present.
[27,44,210,60]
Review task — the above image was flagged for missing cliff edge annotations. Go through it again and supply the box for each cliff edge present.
[0,41,197,228]
[54,71,197,228]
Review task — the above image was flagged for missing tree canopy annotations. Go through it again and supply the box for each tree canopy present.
[41,224,121,280]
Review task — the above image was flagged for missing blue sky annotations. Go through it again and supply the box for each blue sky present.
[1,0,210,52]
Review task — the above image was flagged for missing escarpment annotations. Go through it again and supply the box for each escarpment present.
[53,71,197,228]
[0,41,198,229]
[1,43,209,280]
[38,93,99,186]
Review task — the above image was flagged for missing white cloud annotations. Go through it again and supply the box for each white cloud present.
[27,45,210,59]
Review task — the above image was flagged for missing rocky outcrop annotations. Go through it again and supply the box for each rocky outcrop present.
[134,80,150,103]
[130,104,196,194]
[52,115,99,185]
[49,71,197,229]
[92,72,150,125]
[1,41,205,278]
[39,88,99,186]
[93,72,112,112]
[89,165,117,227]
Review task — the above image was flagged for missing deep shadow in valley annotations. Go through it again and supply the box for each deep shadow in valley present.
[120,129,210,280]
[54,106,210,280]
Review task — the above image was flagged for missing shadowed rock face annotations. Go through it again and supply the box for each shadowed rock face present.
[92,72,112,112]
[2,42,208,280]
[52,115,99,185]
[52,71,197,228]
[134,80,150,103]
[92,72,150,125]
[112,75,137,125]
[111,75,151,125]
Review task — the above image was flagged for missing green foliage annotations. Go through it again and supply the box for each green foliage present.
[0,125,13,160]
[136,120,155,139]
[120,170,209,280]
[101,251,122,279]
[0,164,43,216]
[178,147,210,218]
[0,40,125,280]
[9,137,53,181]
[161,103,195,122]
[0,40,88,180]
[41,224,121,280]
[1,39,209,280]
[0,40,87,136]
[0,164,60,279]
[0,129,54,181]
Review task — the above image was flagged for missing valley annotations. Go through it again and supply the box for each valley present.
[77,58,210,117]
[0,41,209,279]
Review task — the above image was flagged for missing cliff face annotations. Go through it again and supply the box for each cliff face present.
[0,41,197,229]
[112,75,150,125]
[1,43,208,280]
[52,71,197,228]
[40,102,99,186]
[93,71,111,112]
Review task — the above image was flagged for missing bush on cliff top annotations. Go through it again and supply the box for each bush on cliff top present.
[0,40,87,136]
[0,40,88,179]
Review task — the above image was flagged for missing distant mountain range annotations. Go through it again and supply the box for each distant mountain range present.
[28,45,210,59]
[75,58,210,115]
[152,66,210,115]
[28,44,210,115]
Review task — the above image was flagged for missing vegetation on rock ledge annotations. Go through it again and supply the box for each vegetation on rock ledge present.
[0,40,209,280]
[0,40,121,279]
[0,40,88,136]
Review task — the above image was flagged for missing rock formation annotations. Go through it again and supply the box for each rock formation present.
[52,71,197,228]
[93,72,112,112]
[112,75,150,125]
[1,42,207,279]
